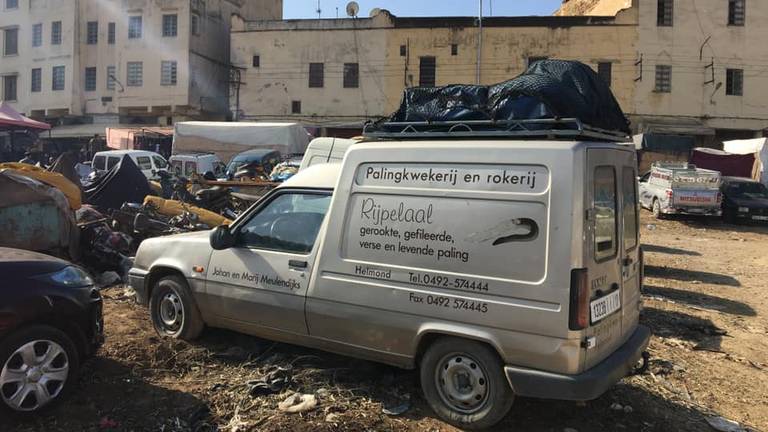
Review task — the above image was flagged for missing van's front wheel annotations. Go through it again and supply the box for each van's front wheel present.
[420,337,513,430]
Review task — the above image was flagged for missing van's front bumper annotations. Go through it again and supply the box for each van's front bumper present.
[128,267,150,306]
[504,325,651,401]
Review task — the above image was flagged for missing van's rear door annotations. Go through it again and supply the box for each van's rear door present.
[584,149,628,369]
[619,155,642,344]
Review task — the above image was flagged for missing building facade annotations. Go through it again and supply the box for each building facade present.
[231,0,767,141]
[0,0,282,129]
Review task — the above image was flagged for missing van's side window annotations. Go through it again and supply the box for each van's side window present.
[107,156,120,170]
[238,192,332,254]
[185,161,196,177]
[93,155,105,170]
[594,166,617,261]
[622,168,638,251]
[136,156,152,170]
[153,156,168,169]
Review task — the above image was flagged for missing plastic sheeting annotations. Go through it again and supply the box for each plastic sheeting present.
[723,138,768,186]
[172,122,311,163]
[84,156,151,211]
[382,60,630,134]
[0,162,82,209]
[691,147,757,179]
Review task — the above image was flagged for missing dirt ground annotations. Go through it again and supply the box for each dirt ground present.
[2,212,767,432]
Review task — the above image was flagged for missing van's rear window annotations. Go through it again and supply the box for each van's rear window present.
[594,166,617,261]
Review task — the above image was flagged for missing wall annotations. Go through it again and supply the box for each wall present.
[635,0,768,133]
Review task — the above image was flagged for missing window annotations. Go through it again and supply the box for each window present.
[654,65,671,93]
[184,161,196,177]
[528,56,548,67]
[161,60,177,86]
[127,62,142,86]
[93,155,106,170]
[597,62,612,87]
[308,63,324,88]
[622,168,638,251]
[85,67,97,91]
[32,23,42,47]
[419,56,436,87]
[51,21,62,45]
[106,65,116,90]
[5,0,18,9]
[52,66,65,91]
[238,192,332,253]
[451,44,458,56]
[3,28,17,56]
[191,13,200,35]
[108,22,115,44]
[153,156,168,169]
[252,55,260,68]
[87,21,98,44]
[399,44,406,56]
[657,0,673,26]
[343,63,359,88]
[3,75,17,101]
[726,68,743,96]
[594,166,617,261]
[128,16,142,39]
[728,0,745,26]
[106,156,120,170]
[31,68,41,92]
[291,100,301,114]
[163,14,177,37]
[136,156,152,170]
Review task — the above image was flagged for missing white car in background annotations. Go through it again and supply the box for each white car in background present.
[92,150,169,179]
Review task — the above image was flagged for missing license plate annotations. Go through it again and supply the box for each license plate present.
[590,290,622,323]
[753,215,768,221]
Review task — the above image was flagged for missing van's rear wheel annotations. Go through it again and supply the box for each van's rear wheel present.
[652,199,665,219]
[420,337,513,430]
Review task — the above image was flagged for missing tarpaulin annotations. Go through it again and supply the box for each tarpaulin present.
[143,196,232,227]
[691,147,756,178]
[0,162,82,209]
[378,60,630,134]
[0,101,51,130]
[84,156,151,210]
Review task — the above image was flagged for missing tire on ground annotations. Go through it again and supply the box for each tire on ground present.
[149,275,204,340]
[0,325,80,414]
[419,336,514,430]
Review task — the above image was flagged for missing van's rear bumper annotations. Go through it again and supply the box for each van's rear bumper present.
[504,325,651,401]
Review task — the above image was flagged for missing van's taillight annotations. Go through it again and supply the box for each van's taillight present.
[666,190,674,201]
[569,268,589,330]
[716,191,723,204]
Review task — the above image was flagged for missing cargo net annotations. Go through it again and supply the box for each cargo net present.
[367,60,631,139]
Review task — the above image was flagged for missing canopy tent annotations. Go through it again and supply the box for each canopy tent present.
[0,101,51,130]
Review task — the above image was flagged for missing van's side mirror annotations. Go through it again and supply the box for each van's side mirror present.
[210,225,236,250]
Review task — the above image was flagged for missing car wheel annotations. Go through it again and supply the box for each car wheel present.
[652,199,664,219]
[150,275,204,340]
[0,325,80,414]
[420,337,513,430]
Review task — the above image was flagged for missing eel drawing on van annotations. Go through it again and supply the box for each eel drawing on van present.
[465,218,539,245]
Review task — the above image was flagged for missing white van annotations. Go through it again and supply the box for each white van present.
[92,150,168,179]
[298,137,359,171]
[130,126,649,429]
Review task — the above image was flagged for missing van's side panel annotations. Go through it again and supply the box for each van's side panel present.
[306,141,582,374]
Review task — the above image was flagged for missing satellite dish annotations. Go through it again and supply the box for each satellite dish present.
[369,7,381,17]
[346,1,359,17]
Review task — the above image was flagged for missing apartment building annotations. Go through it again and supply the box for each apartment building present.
[0,0,281,129]
[231,0,767,141]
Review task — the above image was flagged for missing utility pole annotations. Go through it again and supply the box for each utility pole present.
[316,0,321,18]
[476,0,483,84]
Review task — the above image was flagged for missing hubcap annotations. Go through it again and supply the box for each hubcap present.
[159,290,184,334]
[435,353,489,414]
[0,340,69,411]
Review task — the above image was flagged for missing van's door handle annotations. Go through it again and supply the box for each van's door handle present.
[289,260,308,270]
[623,257,633,266]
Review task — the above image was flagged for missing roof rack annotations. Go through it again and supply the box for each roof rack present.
[363,118,630,142]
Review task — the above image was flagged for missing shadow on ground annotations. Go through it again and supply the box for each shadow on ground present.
[645,265,741,287]
[642,307,726,352]
[679,217,768,234]
[642,244,701,256]
[643,284,756,316]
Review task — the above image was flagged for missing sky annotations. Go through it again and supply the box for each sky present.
[283,0,564,19]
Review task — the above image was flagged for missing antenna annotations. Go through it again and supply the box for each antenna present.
[346,1,359,18]
[316,0,321,18]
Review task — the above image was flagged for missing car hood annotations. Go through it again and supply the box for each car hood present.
[0,247,69,277]
[730,196,768,209]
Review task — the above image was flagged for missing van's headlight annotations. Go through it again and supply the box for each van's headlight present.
[738,207,750,213]
[35,266,94,287]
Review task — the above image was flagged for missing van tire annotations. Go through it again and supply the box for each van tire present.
[652,199,664,219]
[149,276,204,340]
[420,337,513,430]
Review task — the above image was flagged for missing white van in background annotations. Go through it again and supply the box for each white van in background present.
[298,137,359,171]
[92,150,169,179]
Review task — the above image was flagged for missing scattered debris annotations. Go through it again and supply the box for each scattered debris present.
[382,400,411,416]
[96,271,121,288]
[248,365,293,397]
[705,415,748,432]
[277,393,318,414]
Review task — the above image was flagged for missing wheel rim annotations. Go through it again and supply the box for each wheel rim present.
[435,353,489,414]
[653,201,660,216]
[158,289,184,334]
[0,340,69,412]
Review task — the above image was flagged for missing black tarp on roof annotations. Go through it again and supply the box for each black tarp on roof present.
[84,156,150,210]
[378,60,630,134]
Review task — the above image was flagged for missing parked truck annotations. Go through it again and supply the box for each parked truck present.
[639,162,722,219]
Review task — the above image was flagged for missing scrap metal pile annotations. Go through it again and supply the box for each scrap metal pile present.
[0,154,269,283]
